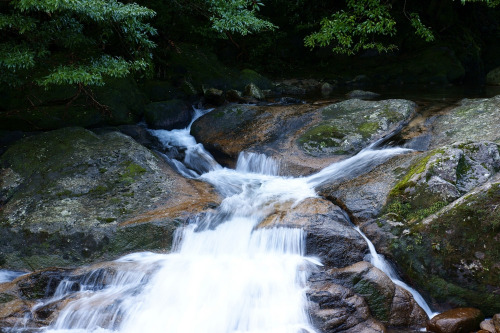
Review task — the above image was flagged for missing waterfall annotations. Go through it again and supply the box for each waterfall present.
[14,106,436,332]
[354,227,438,319]
[0,270,25,283]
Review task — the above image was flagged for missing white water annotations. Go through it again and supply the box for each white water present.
[354,227,438,319]
[14,106,434,332]
[0,270,25,283]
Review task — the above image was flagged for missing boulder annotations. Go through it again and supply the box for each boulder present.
[258,198,367,268]
[0,127,220,270]
[191,98,416,176]
[321,82,335,96]
[244,83,265,100]
[430,95,500,149]
[493,314,500,332]
[298,99,416,157]
[321,261,427,327]
[203,87,225,106]
[486,67,500,85]
[307,280,386,333]
[144,99,192,130]
[386,173,500,315]
[236,69,273,91]
[480,319,496,333]
[426,308,484,333]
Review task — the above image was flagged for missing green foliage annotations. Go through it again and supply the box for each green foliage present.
[0,0,156,88]
[304,0,397,55]
[208,0,277,36]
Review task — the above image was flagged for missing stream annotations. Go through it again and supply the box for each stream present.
[6,106,436,332]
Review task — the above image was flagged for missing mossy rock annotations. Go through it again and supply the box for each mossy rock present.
[0,127,191,270]
[297,99,416,156]
[388,179,500,315]
[236,69,273,91]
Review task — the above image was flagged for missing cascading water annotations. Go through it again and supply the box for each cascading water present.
[354,227,439,319]
[10,106,436,332]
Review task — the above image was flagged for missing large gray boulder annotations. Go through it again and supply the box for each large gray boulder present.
[0,127,219,270]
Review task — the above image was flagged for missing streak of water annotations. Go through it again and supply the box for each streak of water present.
[354,227,438,319]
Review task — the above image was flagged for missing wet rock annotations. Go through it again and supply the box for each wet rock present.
[0,127,220,270]
[258,198,367,268]
[347,90,380,100]
[480,319,496,332]
[320,261,427,328]
[236,69,273,91]
[244,83,265,100]
[144,99,192,129]
[493,314,500,332]
[298,99,416,157]
[486,67,500,85]
[426,308,484,333]
[307,280,386,333]
[430,95,500,149]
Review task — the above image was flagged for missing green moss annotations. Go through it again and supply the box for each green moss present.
[358,122,380,138]
[119,161,146,184]
[353,280,390,322]
[298,123,345,151]
[456,154,472,179]
[90,185,109,195]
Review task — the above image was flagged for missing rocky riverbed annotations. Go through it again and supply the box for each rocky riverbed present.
[1,85,500,332]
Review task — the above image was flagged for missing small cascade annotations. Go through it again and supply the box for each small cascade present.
[354,227,438,319]
[14,105,428,333]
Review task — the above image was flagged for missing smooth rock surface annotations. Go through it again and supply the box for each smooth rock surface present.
[426,308,484,333]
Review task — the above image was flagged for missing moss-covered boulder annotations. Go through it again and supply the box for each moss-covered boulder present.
[430,95,500,149]
[486,67,500,86]
[298,99,416,157]
[0,127,219,270]
[144,99,192,130]
[380,143,500,315]
[236,69,273,91]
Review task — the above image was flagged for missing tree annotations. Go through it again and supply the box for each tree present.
[304,0,499,55]
[0,0,157,88]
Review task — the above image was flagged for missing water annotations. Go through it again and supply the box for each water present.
[0,270,25,283]
[354,227,439,319]
[11,106,435,332]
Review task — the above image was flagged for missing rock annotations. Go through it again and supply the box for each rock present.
[430,95,500,149]
[493,314,500,332]
[321,82,334,96]
[144,99,192,130]
[0,127,220,270]
[318,153,419,224]
[226,89,243,103]
[244,83,265,100]
[386,173,500,315]
[307,280,386,333]
[426,308,484,333]
[191,102,342,174]
[236,69,273,91]
[480,319,496,332]
[298,99,416,157]
[203,87,226,106]
[486,67,500,85]
[320,261,427,327]
[347,90,380,100]
[258,198,368,268]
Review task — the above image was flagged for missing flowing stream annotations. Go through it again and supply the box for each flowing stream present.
[11,106,436,332]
